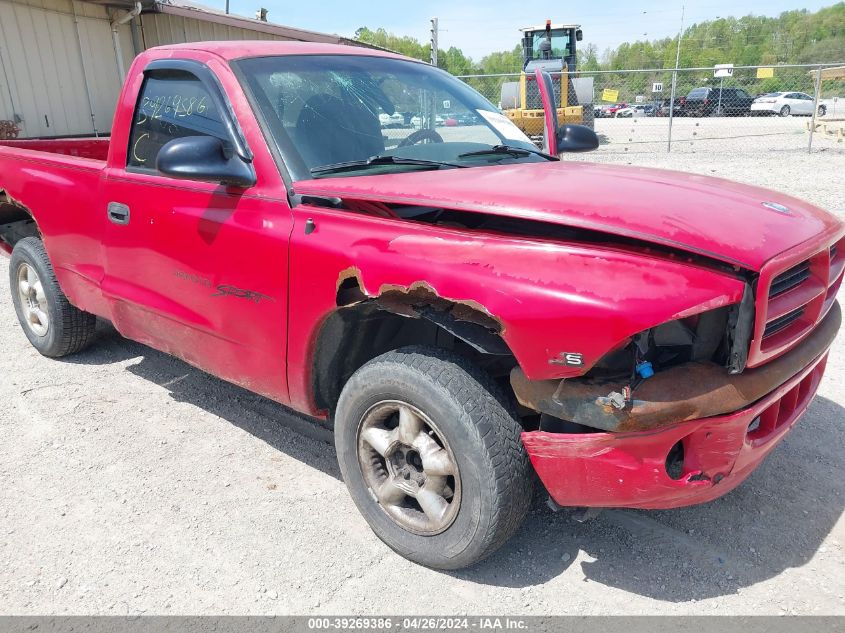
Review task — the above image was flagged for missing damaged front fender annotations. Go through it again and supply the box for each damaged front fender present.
[511,300,840,432]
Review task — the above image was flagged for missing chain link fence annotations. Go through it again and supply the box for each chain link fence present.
[457,64,845,154]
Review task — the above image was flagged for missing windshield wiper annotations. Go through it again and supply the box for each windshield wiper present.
[457,144,558,161]
[310,155,466,176]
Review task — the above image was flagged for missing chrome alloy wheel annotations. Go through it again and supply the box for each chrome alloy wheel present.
[17,262,49,337]
[357,401,461,535]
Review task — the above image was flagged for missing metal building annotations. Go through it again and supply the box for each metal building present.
[0,0,372,138]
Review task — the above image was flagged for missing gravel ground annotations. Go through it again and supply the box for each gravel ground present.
[589,114,845,156]
[1,132,844,616]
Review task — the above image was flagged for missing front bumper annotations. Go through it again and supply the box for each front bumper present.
[516,300,840,510]
[521,350,829,509]
[750,103,778,113]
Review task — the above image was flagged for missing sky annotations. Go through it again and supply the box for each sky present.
[223,0,835,61]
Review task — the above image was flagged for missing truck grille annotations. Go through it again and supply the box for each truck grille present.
[763,307,805,337]
[769,261,811,298]
[750,236,845,366]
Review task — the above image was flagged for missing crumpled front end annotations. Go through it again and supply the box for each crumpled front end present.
[520,348,830,509]
[515,300,839,509]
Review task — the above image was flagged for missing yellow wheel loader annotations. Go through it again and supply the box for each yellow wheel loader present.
[500,21,592,139]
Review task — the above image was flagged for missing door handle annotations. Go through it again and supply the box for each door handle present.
[107,202,130,225]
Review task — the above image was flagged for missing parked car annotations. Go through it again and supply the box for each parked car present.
[0,42,842,571]
[617,104,655,118]
[678,87,755,116]
[453,111,481,126]
[606,102,629,117]
[655,97,683,117]
[751,92,826,117]
[378,111,405,128]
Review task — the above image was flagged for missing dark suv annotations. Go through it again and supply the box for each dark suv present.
[679,87,755,117]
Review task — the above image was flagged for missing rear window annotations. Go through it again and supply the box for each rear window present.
[687,88,708,98]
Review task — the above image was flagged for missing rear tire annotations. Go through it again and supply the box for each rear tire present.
[9,237,96,357]
[334,346,533,570]
[779,105,790,117]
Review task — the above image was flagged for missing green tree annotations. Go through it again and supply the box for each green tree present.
[355,3,845,103]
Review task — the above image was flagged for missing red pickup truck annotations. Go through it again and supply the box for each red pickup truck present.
[1,42,842,570]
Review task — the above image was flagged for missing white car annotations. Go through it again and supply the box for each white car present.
[751,92,826,117]
[378,111,405,128]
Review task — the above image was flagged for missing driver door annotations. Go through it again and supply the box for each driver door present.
[101,60,293,403]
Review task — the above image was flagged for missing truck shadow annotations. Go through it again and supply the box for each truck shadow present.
[66,324,844,602]
[452,392,845,600]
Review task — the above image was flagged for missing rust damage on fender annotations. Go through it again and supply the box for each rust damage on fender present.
[376,280,503,332]
[0,189,34,217]
[334,268,509,355]
[0,188,40,252]
[512,301,841,432]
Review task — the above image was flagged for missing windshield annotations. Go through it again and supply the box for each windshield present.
[530,31,571,60]
[235,54,541,180]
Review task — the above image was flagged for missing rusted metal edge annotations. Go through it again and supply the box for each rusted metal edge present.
[333,267,509,356]
[0,188,39,254]
[511,300,841,433]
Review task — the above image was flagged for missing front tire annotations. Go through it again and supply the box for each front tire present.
[780,105,790,117]
[334,346,533,570]
[9,237,96,357]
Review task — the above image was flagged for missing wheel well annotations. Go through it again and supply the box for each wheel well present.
[312,277,518,414]
[0,194,40,249]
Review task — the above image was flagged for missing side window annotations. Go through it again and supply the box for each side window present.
[128,70,228,170]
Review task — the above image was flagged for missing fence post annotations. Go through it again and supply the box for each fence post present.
[808,64,822,154]
[667,68,678,153]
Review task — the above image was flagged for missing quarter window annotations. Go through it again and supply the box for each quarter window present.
[128,70,228,169]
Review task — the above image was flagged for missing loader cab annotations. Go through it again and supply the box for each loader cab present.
[521,21,581,73]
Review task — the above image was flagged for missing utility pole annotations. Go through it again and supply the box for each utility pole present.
[667,4,684,153]
[430,17,439,67]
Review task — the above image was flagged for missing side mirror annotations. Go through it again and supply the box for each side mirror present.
[556,124,599,153]
[534,68,599,154]
[156,136,256,188]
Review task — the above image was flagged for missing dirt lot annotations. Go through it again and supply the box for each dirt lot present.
[592,113,845,156]
[1,130,844,616]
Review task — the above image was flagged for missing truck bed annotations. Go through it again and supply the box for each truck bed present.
[0,138,109,162]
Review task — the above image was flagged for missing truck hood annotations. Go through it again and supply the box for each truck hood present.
[293,161,843,271]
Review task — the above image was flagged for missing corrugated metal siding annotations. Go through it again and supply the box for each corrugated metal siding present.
[0,0,356,138]
[139,13,279,48]
[0,0,132,136]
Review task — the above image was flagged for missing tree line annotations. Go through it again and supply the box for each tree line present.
[355,4,845,100]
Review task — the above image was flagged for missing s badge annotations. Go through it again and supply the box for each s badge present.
[550,352,584,367]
